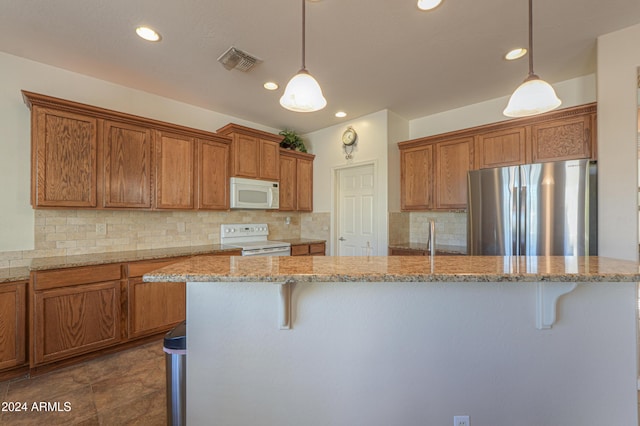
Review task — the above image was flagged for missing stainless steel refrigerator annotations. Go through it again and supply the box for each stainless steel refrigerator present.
[467,159,597,256]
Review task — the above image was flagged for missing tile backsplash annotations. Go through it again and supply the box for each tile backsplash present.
[0,210,304,268]
[409,212,467,246]
[388,211,467,247]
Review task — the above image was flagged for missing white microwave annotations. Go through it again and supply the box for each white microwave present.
[230,177,279,210]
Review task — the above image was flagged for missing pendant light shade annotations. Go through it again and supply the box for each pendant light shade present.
[503,0,561,118]
[280,69,327,112]
[280,0,326,112]
[503,74,561,117]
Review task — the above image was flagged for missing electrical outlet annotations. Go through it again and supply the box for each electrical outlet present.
[96,223,107,235]
[454,415,469,426]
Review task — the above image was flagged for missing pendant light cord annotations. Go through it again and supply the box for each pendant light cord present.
[301,0,306,71]
[528,0,534,77]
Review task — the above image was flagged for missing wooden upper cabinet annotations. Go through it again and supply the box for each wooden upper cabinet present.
[23,91,234,212]
[260,139,280,180]
[197,138,230,210]
[475,127,528,169]
[296,155,313,212]
[30,106,98,207]
[400,144,433,210]
[531,114,592,163]
[217,123,282,180]
[102,120,152,208]
[279,154,296,211]
[155,131,195,209]
[233,134,260,177]
[435,137,473,209]
[279,150,314,212]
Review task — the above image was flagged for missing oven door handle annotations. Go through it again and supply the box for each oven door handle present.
[242,248,290,256]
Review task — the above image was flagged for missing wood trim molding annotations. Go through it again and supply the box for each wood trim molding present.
[398,103,597,149]
[22,90,232,144]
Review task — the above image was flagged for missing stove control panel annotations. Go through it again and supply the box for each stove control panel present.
[220,223,269,239]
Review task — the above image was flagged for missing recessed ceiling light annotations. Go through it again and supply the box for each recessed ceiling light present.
[505,48,527,60]
[335,111,347,118]
[263,82,279,91]
[136,26,161,42]
[417,0,443,11]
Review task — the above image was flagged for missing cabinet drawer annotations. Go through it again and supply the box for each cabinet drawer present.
[291,245,309,256]
[309,243,325,255]
[128,257,188,278]
[33,264,122,290]
[389,248,427,256]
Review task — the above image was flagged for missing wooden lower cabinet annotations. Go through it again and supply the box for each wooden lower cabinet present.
[388,248,427,256]
[128,279,185,339]
[291,242,326,256]
[0,281,27,371]
[127,258,188,339]
[33,280,121,366]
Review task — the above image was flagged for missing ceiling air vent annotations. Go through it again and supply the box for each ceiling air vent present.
[217,47,261,72]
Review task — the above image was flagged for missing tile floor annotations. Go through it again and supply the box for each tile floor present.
[0,339,166,425]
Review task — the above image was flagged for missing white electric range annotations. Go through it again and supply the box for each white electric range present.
[220,223,291,257]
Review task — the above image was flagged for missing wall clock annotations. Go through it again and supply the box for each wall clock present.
[342,127,357,159]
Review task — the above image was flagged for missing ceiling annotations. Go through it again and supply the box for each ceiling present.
[1,0,639,134]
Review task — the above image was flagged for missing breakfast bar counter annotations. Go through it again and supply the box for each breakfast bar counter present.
[144,255,640,426]
[143,254,640,283]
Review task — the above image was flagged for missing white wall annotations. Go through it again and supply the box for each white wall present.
[0,52,279,252]
[410,74,596,139]
[597,23,640,261]
[305,110,391,255]
[387,111,409,213]
[188,280,638,425]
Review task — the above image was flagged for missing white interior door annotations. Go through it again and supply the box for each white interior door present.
[336,164,377,256]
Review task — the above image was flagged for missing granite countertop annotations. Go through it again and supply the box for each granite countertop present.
[143,255,640,283]
[0,245,242,283]
[388,242,467,255]
[0,267,30,284]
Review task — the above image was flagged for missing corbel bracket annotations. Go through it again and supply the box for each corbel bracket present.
[278,280,296,330]
[536,282,578,330]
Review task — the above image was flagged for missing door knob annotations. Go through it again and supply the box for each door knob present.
[339,237,346,241]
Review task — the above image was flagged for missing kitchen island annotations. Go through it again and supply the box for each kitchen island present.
[145,255,640,426]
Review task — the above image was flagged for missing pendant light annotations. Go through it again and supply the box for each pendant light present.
[280,0,327,112]
[503,0,561,117]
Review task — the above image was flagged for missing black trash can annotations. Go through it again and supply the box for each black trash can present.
[164,321,186,426]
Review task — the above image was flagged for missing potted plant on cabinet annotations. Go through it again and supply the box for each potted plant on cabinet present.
[279,129,307,153]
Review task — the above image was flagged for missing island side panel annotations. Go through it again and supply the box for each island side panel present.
[186,281,637,426]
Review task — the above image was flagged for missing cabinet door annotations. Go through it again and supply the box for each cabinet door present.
[233,134,260,178]
[531,115,592,163]
[155,131,195,209]
[400,145,433,210]
[296,157,313,212]
[435,138,473,209]
[309,242,325,256]
[476,127,528,169]
[33,281,121,366]
[128,278,185,339]
[259,140,280,180]
[103,121,152,208]
[279,154,296,211]
[32,106,97,207]
[0,282,26,370]
[197,139,230,210]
